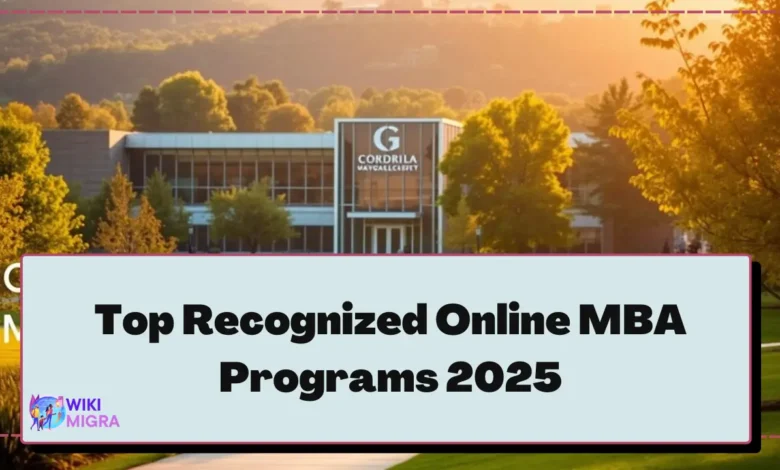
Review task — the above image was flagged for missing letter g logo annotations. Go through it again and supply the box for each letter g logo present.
[374,126,401,152]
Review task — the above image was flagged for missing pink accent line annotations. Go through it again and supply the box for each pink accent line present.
[0,9,772,15]
[17,253,757,447]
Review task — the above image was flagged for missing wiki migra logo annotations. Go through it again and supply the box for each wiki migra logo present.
[29,395,120,430]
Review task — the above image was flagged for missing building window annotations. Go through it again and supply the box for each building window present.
[177,158,193,204]
[290,227,305,252]
[145,154,160,179]
[131,150,332,207]
[161,155,176,181]
[226,159,241,187]
[129,153,145,192]
[242,159,257,187]
[322,226,334,253]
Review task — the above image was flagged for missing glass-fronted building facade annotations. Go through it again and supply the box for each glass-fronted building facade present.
[42,119,615,255]
[335,119,463,254]
[121,119,464,254]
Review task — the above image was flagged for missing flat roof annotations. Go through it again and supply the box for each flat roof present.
[121,129,594,150]
[125,132,335,150]
[334,117,464,128]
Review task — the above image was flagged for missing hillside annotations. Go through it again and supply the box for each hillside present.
[0,13,724,105]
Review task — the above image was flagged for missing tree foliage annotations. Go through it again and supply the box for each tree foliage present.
[575,78,669,252]
[259,79,291,106]
[307,85,355,122]
[208,180,296,253]
[71,180,111,247]
[440,92,574,253]
[131,86,161,131]
[264,103,316,132]
[2,102,34,124]
[613,0,780,283]
[97,99,132,130]
[86,106,117,130]
[227,76,277,131]
[143,170,190,242]
[33,102,57,128]
[443,86,469,110]
[55,93,90,129]
[157,71,235,132]
[0,175,29,268]
[318,99,355,131]
[0,112,85,253]
[94,165,177,253]
[356,88,456,119]
[444,197,477,253]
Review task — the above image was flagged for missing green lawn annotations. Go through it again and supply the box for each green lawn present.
[762,309,780,344]
[764,350,780,401]
[81,454,173,470]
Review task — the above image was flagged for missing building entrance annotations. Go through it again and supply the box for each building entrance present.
[370,225,414,254]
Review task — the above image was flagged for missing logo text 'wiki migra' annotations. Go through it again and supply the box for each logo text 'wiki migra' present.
[29,395,120,430]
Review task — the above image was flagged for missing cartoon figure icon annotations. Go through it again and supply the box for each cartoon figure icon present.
[44,404,53,429]
[30,404,40,430]
[29,395,66,431]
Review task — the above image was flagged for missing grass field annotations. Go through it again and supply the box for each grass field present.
[763,350,780,400]
[393,438,780,470]
[395,412,780,470]
[82,454,173,470]
[763,309,780,344]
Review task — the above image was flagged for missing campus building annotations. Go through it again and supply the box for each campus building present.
[42,118,657,254]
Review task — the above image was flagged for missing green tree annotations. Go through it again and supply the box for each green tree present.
[292,88,312,105]
[0,174,27,303]
[2,102,34,124]
[356,88,456,119]
[467,90,488,109]
[94,165,177,254]
[56,93,90,129]
[318,99,355,131]
[33,102,57,128]
[444,197,477,253]
[360,87,378,101]
[157,71,236,132]
[131,86,161,131]
[0,112,86,253]
[307,85,355,122]
[98,99,132,130]
[208,180,296,253]
[265,103,316,132]
[443,86,469,110]
[575,78,669,252]
[70,180,111,247]
[144,170,190,242]
[86,106,118,130]
[259,79,291,106]
[613,0,780,286]
[440,92,574,253]
[227,77,277,131]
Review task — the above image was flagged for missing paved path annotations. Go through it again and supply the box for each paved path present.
[140,454,416,469]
